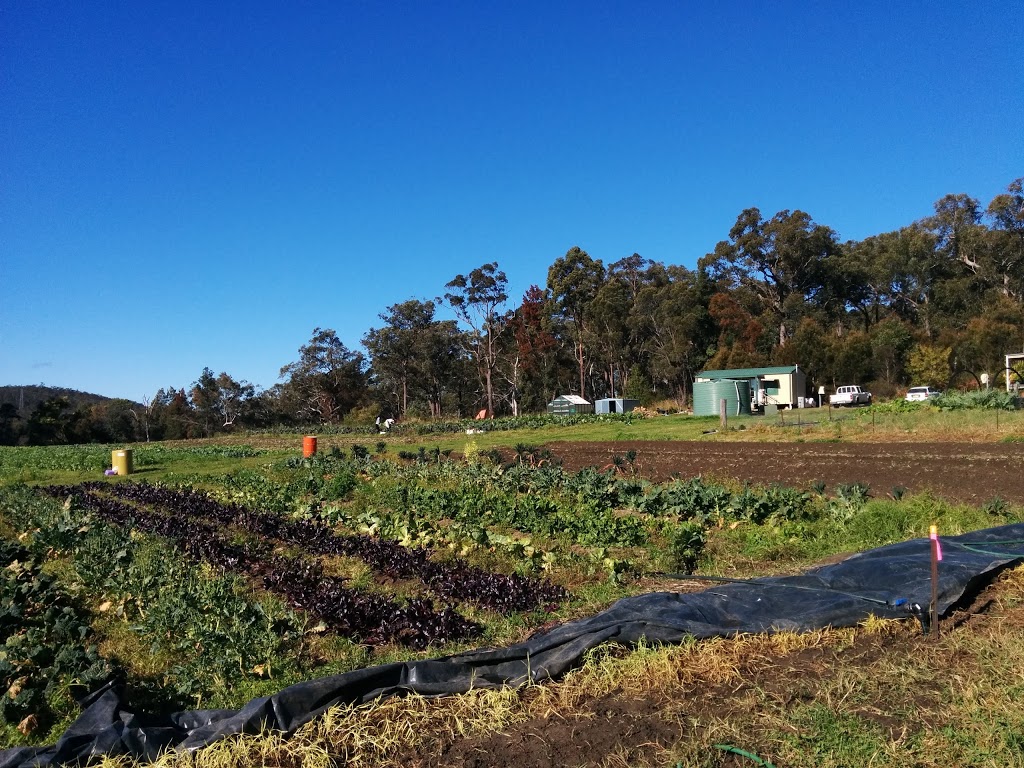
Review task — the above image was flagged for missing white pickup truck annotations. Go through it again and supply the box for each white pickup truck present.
[830,385,872,407]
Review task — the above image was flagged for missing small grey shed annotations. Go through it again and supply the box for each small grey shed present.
[594,398,639,414]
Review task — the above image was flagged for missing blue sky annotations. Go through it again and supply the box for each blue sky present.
[2,1,1022,402]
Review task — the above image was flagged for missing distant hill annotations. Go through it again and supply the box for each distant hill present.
[0,385,133,418]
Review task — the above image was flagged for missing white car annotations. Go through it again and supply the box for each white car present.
[830,385,872,407]
[905,386,941,402]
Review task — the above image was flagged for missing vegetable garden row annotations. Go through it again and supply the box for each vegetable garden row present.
[2,443,1020,750]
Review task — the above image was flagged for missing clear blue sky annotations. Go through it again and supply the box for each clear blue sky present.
[2,1,1022,401]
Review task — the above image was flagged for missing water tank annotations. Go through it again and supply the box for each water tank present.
[693,379,752,417]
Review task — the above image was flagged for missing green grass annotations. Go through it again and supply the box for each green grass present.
[0,443,286,487]
[779,705,890,766]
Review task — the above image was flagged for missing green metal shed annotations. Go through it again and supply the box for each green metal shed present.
[547,395,594,415]
[694,365,807,409]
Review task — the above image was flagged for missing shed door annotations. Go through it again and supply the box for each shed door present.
[609,400,617,413]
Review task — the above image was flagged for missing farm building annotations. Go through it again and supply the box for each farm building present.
[546,394,593,415]
[594,397,639,414]
[694,365,807,413]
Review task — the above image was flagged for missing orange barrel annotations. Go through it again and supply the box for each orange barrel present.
[302,436,318,457]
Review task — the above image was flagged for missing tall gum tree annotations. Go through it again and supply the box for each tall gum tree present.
[279,328,367,423]
[704,208,840,347]
[363,299,461,418]
[986,178,1024,299]
[501,285,558,415]
[547,246,605,398]
[928,193,985,274]
[638,265,714,404]
[444,263,508,418]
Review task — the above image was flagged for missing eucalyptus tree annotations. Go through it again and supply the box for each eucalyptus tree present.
[703,291,769,371]
[499,285,559,415]
[190,368,256,435]
[189,368,221,437]
[279,328,368,423]
[444,262,509,417]
[363,299,462,418]
[637,265,714,404]
[788,317,834,391]
[214,373,257,428]
[704,208,841,347]
[149,387,193,440]
[586,278,631,397]
[986,178,1024,299]
[363,300,431,415]
[547,246,606,398]
[844,235,900,330]
[25,397,79,445]
[950,297,1024,385]
[0,403,20,446]
[594,254,669,398]
[928,193,986,275]
[846,225,943,337]
[869,318,913,387]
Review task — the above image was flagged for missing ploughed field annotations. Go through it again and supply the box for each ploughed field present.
[544,440,1024,505]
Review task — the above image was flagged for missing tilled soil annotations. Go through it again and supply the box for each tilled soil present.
[542,440,1024,505]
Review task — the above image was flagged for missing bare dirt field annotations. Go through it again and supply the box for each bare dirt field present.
[542,440,1024,506]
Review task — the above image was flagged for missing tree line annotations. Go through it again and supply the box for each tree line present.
[5,178,1023,444]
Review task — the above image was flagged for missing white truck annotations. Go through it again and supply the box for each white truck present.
[830,385,872,407]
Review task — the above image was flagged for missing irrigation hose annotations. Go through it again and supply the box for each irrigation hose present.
[713,744,777,767]
[953,538,1024,545]
[942,539,1024,558]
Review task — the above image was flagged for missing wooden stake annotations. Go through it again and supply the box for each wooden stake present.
[930,524,940,637]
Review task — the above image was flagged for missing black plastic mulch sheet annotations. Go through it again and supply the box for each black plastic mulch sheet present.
[4,522,1024,768]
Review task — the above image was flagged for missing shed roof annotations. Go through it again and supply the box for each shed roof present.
[697,366,801,379]
[551,394,591,405]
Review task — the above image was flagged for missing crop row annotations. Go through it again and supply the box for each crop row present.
[42,486,481,649]
[1,485,312,718]
[361,457,822,527]
[88,481,568,614]
[0,538,111,736]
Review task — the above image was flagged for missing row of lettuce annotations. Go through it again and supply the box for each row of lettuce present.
[2,443,1021,747]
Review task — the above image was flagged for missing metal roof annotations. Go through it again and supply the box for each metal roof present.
[550,394,591,405]
[696,366,801,379]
